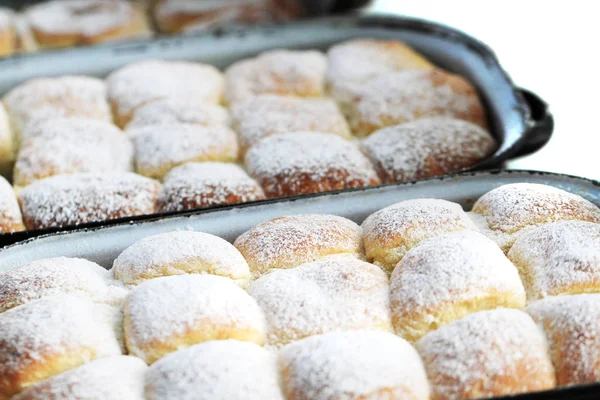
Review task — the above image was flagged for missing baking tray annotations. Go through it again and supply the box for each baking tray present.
[0,14,554,244]
[1,170,600,400]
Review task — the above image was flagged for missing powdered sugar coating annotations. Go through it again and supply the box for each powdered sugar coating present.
[0,176,24,233]
[3,76,111,137]
[126,98,230,130]
[245,132,380,198]
[326,38,434,105]
[361,198,478,272]
[112,230,251,286]
[158,162,265,212]
[224,49,327,105]
[280,330,430,400]
[527,294,600,386]
[362,117,496,183]
[247,256,392,347]
[0,7,13,31]
[12,355,147,400]
[18,172,160,229]
[0,295,122,398]
[234,213,363,277]
[416,308,556,400]
[131,123,238,180]
[391,231,526,342]
[348,69,487,137]
[107,59,223,127]
[0,257,127,313]
[508,221,600,300]
[472,183,600,252]
[145,340,284,400]
[14,118,133,188]
[231,95,350,153]
[124,275,266,364]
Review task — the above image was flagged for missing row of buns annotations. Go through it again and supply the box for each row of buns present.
[1,182,600,399]
[0,38,497,233]
[0,0,304,57]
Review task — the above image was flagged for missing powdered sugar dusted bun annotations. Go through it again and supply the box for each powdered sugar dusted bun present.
[245,132,380,198]
[107,59,224,128]
[13,118,133,188]
[0,101,15,174]
[113,231,251,287]
[157,162,265,212]
[416,308,556,400]
[362,198,477,273]
[0,7,15,57]
[131,123,238,180]
[508,221,600,300]
[326,38,434,109]
[0,176,24,233]
[471,183,600,252]
[348,69,487,137]
[231,95,350,154]
[0,257,127,313]
[362,118,497,183]
[12,355,147,400]
[124,275,265,364]
[527,294,600,386]
[18,172,160,230]
[224,49,327,105]
[126,98,230,130]
[25,0,146,49]
[0,295,122,399]
[234,214,363,277]
[247,256,391,347]
[146,340,284,400]
[391,231,526,342]
[3,76,111,139]
[280,330,430,400]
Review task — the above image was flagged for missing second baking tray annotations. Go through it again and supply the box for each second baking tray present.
[0,170,599,400]
[0,14,554,244]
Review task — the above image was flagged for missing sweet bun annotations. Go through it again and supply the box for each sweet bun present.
[107,59,223,128]
[471,183,600,252]
[145,340,284,400]
[0,102,15,175]
[326,38,434,108]
[131,123,238,180]
[224,50,327,105]
[527,294,600,386]
[18,172,160,230]
[2,76,111,140]
[362,117,497,183]
[126,98,229,130]
[280,330,430,400]
[416,308,556,400]
[508,220,600,300]
[24,0,149,49]
[112,231,252,287]
[361,198,477,273]
[347,69,487,137]
[0,295,122,399]
[244,132,380,198]
[231,95,350,154]
[391,231,526,342]
[157,162,265,212]
[234,214,363,277]
[0,7,15,57]
[247,256,392,347]
[12,355,147,400]
[0,257,127,312]
[0,176,24,233]
[123,275,265,364]
[13,118,133,188]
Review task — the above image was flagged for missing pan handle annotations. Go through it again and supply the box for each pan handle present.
[513,88,554,158]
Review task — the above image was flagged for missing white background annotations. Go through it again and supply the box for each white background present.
[368,0,598,179]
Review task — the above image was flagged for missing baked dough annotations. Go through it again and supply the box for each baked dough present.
[0,7,15,58]
[126,98,229,130]
[0,175,24,233]
[0,102,15,176]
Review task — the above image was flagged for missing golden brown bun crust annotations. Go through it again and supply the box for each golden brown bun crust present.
[0,176,24,233]
[0,8,15,57]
